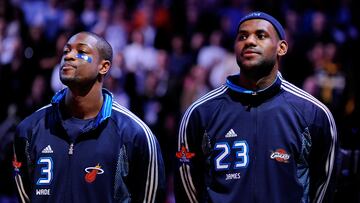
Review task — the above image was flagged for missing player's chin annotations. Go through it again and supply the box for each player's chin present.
[60,75,77,86]
[239,60,260,69]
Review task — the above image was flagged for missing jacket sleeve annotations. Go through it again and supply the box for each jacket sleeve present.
[175,108,206,203]
[13,124,32,203]
[309,108,338,203]
[127,125,166,203]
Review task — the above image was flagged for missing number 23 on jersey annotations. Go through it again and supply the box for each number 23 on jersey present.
[214,141,249,171]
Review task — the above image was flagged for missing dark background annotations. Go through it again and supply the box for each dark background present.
[0,0,359,202]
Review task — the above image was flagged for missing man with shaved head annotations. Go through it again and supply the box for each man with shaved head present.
[13,31,165,203]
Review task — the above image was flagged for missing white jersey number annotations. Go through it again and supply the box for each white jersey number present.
[214,141,249,171]
[37,157,53,185]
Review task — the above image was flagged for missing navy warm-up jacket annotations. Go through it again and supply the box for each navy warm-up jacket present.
[175,73,337,203]
[13,88,165,203]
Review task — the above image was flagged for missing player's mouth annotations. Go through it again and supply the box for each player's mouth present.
[61,63,76,70]
[242,49,260,57]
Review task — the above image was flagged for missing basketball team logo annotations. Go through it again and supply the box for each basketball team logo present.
[84,164,104,183]
[270,149,290,163]
[176,145,195,163]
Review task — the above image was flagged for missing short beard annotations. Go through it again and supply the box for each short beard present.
[60,76,80,87]
[60,75,98,90]
[237,58,276,81]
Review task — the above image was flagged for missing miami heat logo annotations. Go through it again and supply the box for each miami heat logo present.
[176,145,195,163]
[270,149,291,163]
[84,164,104,183]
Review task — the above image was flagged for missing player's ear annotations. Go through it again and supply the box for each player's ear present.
[99,60,111,75]
[278,40,288,56]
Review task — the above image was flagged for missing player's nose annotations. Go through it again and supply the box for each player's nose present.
[63,50,76,61]
[244,34,257,46]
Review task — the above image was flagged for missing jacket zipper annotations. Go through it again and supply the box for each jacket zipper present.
[252,107,258,202]
[67,143,74,202]
[69,143,74,155]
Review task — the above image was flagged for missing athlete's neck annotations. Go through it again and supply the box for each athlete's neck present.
[65,85,103,119]
[239,68,278,91]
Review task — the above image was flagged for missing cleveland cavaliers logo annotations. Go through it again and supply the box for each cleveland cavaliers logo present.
[84,164,104,183]
[270,149,290,163]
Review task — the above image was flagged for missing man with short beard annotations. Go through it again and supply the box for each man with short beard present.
[13,31,165,203]
[175,12,337,203]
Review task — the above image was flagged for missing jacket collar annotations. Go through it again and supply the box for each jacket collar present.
[225,72,282,106]
[51,88,113,130]
[225,72,282,96]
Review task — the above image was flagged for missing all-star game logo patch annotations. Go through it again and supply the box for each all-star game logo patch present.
[270,149,291,163]
[176,144,195,163]
[12,155,22,173]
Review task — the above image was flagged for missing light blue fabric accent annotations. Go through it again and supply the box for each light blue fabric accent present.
[226,78,254,94]
[51,88,67,103]
[225,73,279,94]
[95,89,113,125]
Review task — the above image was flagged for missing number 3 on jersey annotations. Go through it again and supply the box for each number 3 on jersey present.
[37,157,53,185]
[214,141,249,171]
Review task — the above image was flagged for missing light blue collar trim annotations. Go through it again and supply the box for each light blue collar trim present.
[225,73,280,95]
[51,88,113,127]
[95,89,113,125]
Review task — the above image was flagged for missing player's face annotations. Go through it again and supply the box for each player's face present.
[234,19,280,76]
[60,33,101,87]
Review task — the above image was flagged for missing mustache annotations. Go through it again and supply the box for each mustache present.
[61,62,76,68]
[242,48,261,54]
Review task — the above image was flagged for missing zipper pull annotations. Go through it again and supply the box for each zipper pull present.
[69,143,74,155]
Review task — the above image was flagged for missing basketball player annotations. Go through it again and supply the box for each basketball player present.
[13,31,165,203]
[175,11,337,203]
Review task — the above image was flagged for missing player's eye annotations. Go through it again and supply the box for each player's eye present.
[257,33,266,40]
[237,34,247,41]
[63,48,70,55]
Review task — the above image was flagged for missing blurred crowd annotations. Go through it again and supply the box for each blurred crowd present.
[1,0,359,202]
